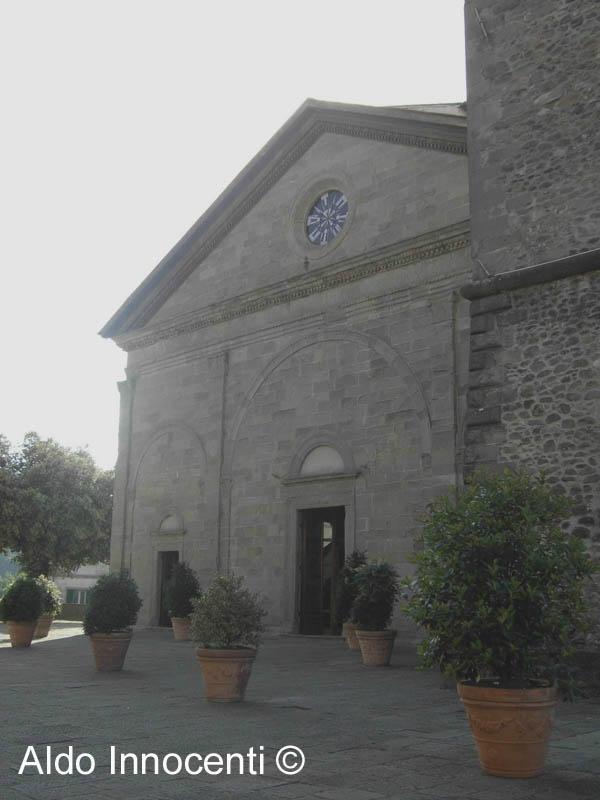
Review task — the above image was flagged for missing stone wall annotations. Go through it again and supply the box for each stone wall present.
[464,270,600,642]
[464,0,600,648]
[106,123,472,628]
[465,0,600,275]
[119,262,471,630]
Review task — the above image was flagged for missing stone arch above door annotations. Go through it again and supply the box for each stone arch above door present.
[288,432,356,479]
[126,422,207,566]
[158,510,186,535]
[124,422,211,626]
[224,326,431,478]
[131,421,208,491]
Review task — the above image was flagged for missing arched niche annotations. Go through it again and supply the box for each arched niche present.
[288,433,356,482]
[300,446,345,477]
[158,512,185,535]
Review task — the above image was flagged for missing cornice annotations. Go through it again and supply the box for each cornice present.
[118,221,470,352]
[280,472,361,487]
[102,102,467,339]
[133,270,470,378]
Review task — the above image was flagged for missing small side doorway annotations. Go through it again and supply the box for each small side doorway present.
[158,551,179,626]
[298,506,345,635]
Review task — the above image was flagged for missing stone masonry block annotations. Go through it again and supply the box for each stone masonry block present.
[470,293,512,317]
[470,312,496,334]
[471,330,502,352]
[469,349,499,372]
[466,405,502,427]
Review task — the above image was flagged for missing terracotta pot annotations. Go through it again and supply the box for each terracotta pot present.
[458,682,557,778]
[90,630,133,672]
[344,622,360,651]
[356,629,396,666]
[7,620,37,648]
[171,616,192,641]
[33,614,54,639]
[196,647,256,702]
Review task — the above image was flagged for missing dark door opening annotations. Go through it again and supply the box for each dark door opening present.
[158,551,179,626]
[298,506,345,635]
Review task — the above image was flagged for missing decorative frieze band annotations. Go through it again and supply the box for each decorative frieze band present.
[119,223,470,352]
[323,121,466,155]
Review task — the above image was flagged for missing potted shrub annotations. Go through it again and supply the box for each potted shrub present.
[405,469,596,778]
[335,550,367,650]
[33,575,63,639]
[352,562,399,666]
[164,562,201,641]
[191,574,266,702]
[0,575,44,648]
[84,572,142,672]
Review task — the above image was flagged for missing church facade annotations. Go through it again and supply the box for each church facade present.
[103,3,600,641]
[101,102,471,632]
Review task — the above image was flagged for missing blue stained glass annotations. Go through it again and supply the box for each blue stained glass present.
[306,190,349,246]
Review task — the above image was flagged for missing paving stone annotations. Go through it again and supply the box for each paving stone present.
[1,626,599,800]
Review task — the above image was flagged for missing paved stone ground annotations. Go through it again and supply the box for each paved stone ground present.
[1,623,599,800]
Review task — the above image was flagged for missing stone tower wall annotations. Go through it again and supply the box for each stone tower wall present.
[464,0,600,645]
[465,0,600,275]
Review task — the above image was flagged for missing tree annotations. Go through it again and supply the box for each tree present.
[0,435,18,546]
[0,433,113,576]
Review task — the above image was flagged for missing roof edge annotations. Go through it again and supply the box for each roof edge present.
[460,247,600,300]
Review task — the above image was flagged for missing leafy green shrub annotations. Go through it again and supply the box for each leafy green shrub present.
[335,550,367,624]
[83,572,142,635]
[405,469,596,691]
[164,562,201,617]
[35,575,63,617]
[351,562,399,630]
[0,574,44,622]
[191,574,266,649]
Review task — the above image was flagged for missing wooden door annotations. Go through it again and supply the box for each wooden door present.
[298,507,345,634]
[158,551,179,626]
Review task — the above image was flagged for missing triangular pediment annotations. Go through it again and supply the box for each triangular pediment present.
[100,99,466,340]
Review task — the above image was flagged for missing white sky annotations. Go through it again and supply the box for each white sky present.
[1,0,466,470]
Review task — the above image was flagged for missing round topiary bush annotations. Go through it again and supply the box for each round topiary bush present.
[351,562,399,631]
[335,549,367,625]
[405,469,597,692]
[35,575,63,617]
[0,575,44,622]
[164,562,201,618]
[191,574,266,649]
[84,572,142,635]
